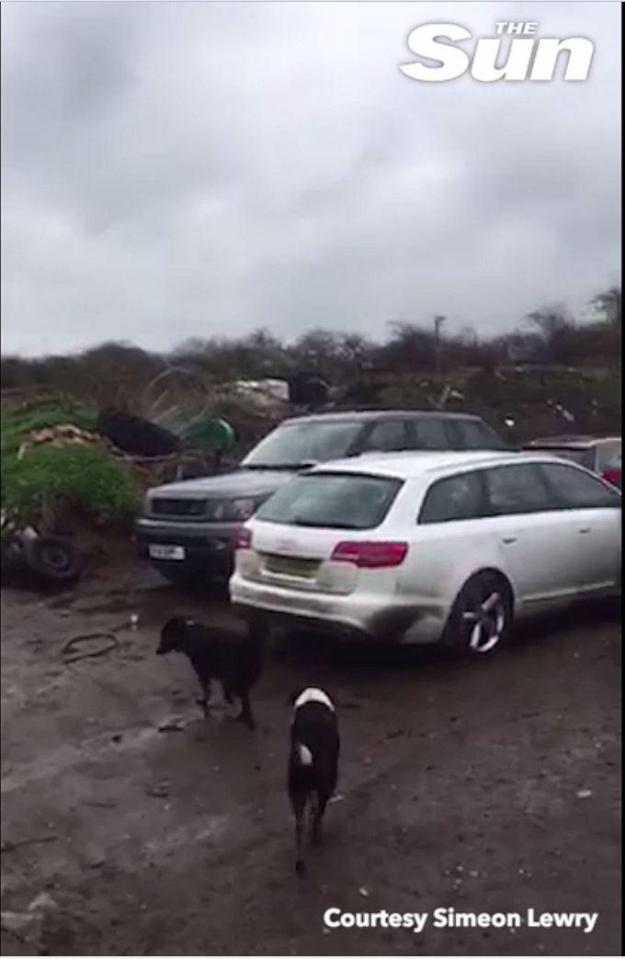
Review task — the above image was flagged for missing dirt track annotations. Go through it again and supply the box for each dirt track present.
[1,560,621,956]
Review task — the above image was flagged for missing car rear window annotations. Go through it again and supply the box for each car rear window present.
[255,473,402,530]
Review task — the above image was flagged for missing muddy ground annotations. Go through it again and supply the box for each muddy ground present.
[1,558,621,957]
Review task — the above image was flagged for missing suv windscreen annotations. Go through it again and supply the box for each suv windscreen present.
[528,447,593,468]
[411,418,450,449]
[454,419,507,450]
[255,473,402,529]
[597,441,622,471]
[360,420,409,452]
[242,421,362,468]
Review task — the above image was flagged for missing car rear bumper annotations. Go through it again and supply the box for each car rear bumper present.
[229,573,449,643]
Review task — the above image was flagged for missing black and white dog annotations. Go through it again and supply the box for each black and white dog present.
[287,687,340,877]
[157,616,264,730]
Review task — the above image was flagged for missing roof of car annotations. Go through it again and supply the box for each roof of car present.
[308,450,551,480]
[525,435,621,449]
[280,409,486,426]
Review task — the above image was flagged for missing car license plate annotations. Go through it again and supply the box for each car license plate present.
[149,544,186,561]
[264,554,318,578]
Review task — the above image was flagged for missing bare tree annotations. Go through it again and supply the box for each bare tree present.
[524,304,575,363]
[592,287,621,326]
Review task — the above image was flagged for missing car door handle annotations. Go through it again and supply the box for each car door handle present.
[579,527,591,534]
[502,536,517,545]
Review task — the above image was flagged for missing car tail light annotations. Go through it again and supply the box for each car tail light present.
[331,540,408,568]
[235,527,253,550]
[602,469,622,488]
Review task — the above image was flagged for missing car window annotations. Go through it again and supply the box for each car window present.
[255,473,402,530]
[408,418,449,450]
[539,463,621,509]
[456,419,506,450]
[419,471,485,524]
[242,421,361,467]
[484,464,553,515]
[361,420,409,452]
[597,441,622,472]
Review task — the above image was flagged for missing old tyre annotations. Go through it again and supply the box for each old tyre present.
[25,536,84,583]
[444,571,513,654]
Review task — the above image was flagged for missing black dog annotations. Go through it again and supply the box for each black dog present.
[157,616,264,730]
[287,687,340,877]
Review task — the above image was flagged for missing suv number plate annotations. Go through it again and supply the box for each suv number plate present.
[149,544,186,561]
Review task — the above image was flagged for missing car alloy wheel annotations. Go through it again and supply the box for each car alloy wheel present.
[463,589,507,653]
[447,572,512,654]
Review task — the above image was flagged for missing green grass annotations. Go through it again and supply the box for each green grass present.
[1,403,140,529]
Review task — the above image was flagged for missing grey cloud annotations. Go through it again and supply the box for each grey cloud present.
[1,1,620,355]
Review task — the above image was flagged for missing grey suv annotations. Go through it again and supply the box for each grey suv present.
[135,410,506,584]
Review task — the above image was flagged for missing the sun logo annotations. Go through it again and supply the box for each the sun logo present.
[399,22,594,83]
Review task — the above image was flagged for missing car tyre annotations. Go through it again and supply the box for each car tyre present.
[443,571,513,655]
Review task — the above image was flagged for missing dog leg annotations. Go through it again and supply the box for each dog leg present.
[310,794,327,846]
[236,692,256,731]
[223,688,242,719]
[196,683,210,718]
[292,795,307,878]
[206,679,227,723]
[226,697,240,718]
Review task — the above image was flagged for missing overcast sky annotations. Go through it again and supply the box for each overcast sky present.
[1,1,621,357]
